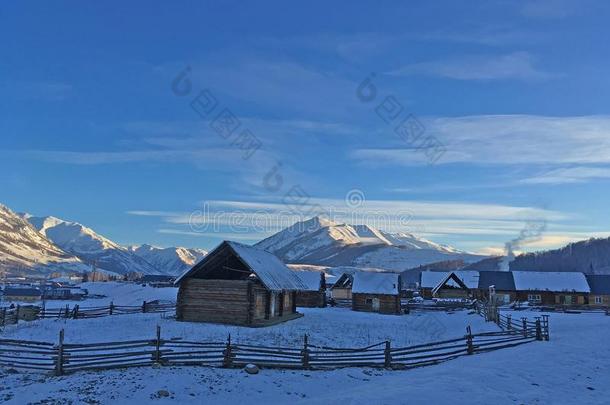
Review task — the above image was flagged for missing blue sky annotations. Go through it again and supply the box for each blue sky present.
[2,0,610,254]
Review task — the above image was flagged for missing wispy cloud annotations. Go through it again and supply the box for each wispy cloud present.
[351,115,610,166]
[386,52,555,81]
[157,229,264,241]
[521,166,610,184]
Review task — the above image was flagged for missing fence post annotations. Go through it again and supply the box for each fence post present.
[384,340,392,368]
[521,318,527,337]
[73,305,79,319]
[16,305,20,321]
[1,307,5,326]
[535,318,542,341]
[466,326,474,355]
[64,304,69,319]
[41,302,46,319]
[507,314,512,330]
[154,325,162,363]
[55,329,65,376]
[542,314,550,341]
[301,334,310,369]
[109,301,114,316]
[223,334,233,368]
[142,301,147,314]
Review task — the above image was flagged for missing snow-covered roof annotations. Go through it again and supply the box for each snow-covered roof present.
[586,275,610,295]
[174,241,308,292]
[512,271,590,293]
[291,270,324,292]
[420,271,450,288]
[477,271,516,291]
[432,272,470,295]
[352,272,400,295]
[3,286,42,297]
[452,271,480,289]
[420,270,479,289]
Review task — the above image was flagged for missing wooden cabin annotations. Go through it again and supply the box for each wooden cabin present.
[419,271,450,299]
[1,286,42,302]
[351,272,401,315]
[330,273,353,300]
[432,272,472,299]
[475,271,516,304]
[586,275,610,307]
[174,241,308,327]
[512,271,590,306]
[292,270,326,308]
[424,270,479,299]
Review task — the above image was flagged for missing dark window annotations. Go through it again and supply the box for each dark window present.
[365,298,373,304]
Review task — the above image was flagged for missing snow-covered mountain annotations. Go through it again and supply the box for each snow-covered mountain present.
[255,216,484,271]
[25,215,161,276]
[128,244,207,275]
[0,204,89,276]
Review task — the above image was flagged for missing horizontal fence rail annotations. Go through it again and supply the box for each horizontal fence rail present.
[0,320,545,376]
[475,300,550,341]
[0,301,175,326]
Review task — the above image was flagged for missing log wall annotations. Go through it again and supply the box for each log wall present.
[176,278,298,326]
[331,288,352,300]
[177,279,255,325]
[515,291,587,306]
[352,293,400,315]
[296,291,326,308]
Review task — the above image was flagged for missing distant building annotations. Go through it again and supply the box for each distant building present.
[2,286,42,302]
[476,271,516,304]
[512,271,590,306]
[141,275,176,288]
[585,275,610,307]
[43,285,88,300]
[351,272,401,315]
[292,270,326,308]
[174,241,307,326]
[421,270,479,299]
[330,273,353,300]
[431,272,473,299]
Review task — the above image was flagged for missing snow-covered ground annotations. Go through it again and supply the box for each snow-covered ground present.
[2,304,492,349]
[1,283,609,404]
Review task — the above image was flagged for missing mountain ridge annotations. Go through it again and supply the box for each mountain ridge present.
[255,216,485,271]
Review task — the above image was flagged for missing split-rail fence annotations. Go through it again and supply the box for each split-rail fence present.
[1,301,548,376]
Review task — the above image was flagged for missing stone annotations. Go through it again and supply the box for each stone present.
[157,390,170,397]
[244,364,259,375]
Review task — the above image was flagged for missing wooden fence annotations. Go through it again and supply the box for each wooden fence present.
[0,321,545,376]
[475,301,550,341]
[0,301,175,326]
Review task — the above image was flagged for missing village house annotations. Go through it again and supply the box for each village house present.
[1,286,42,302]
[351,272,401,315]
[174,241,308,326]
[140,275,176,288]
[475,271,517,304]
[512,271,590,306]
[419,271,451,299]
[292,270,326,308]
[330,273,353,301]
[431,271,479,299]
[585,275,610,307]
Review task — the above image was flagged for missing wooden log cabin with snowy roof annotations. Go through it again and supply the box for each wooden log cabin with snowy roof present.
[291,270,326,308]
[174,241,308,326]
[351,272,401,315]
[511,271,590,306]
